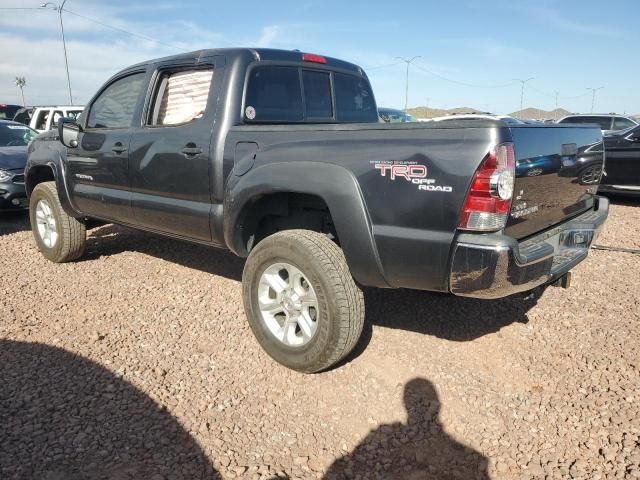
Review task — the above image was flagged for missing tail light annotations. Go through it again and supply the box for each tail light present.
[302,53,327,64]
[458,143,516,231]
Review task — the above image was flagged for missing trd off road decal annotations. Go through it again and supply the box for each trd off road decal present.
[372,161,453,192]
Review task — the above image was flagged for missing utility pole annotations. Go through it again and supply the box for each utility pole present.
[554,91,559,120]
[586,87,604,113]
[513,78,534,117]
[396,56,421,110]
[41,0,73,104]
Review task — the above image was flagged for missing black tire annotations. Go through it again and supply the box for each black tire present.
[242,229,365,373]
[29,181,86,263]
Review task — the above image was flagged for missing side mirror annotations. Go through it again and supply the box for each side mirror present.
[625,132,640,143]
[58,117,81,148]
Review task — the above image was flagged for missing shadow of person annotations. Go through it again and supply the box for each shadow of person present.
[324,378,489,480]
[0,340,219,480]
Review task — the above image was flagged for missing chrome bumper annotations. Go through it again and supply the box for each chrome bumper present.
[449,196,609,299]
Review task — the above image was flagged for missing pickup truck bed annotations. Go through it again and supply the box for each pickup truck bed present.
[25,47,608,372]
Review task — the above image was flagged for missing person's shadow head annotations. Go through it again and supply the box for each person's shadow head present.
[0,340,219,480]
[323,378,488,480]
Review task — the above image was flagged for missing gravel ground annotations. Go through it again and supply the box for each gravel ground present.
[1,197,639,480]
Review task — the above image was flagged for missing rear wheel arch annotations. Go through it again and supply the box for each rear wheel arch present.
[225,162,390,288]
[235,192,338,254]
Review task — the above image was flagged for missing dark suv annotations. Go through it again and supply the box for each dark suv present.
[557,114,637,134]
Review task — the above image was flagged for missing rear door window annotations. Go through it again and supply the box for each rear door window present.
[593,117,613,130]
[245,66,303,122]
[149,68,214,126]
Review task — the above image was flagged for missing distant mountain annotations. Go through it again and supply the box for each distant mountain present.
[509,108,571,120]
[406,106,572,120]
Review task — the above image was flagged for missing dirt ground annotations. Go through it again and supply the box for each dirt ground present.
[1,197,639,480]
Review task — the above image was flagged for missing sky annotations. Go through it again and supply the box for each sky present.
[0,0,638,115]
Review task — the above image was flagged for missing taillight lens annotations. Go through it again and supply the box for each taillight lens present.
[302,53,327,64]
[458,143,516,231]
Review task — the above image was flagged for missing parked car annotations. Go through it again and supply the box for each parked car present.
[30,105,84,132]
[430,113,526,126]
[0,104,23,121]
[0,120,38,211]
[25,48,608,372]
[378,108,416,123]
[557,114,638,134]
[597,124,640,195]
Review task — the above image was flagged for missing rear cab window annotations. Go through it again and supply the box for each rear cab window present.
[244,64,377,123]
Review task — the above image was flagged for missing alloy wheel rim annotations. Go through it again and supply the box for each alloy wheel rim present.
[257,262,319,347]
[35,199,58,248]
[581,165,602,185]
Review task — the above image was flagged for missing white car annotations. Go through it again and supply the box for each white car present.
[429,113,526,125]
[556,114,638,135]
[29,106,84,133]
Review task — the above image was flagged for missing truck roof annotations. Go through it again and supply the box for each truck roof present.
[123,48,365,76]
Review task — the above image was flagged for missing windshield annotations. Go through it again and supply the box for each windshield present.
[0,123,39,147]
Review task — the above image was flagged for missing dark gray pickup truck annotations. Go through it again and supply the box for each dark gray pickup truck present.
[25,48,608,372]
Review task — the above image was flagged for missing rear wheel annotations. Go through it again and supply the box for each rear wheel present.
[29,181,86,262]
[242,229,365,373]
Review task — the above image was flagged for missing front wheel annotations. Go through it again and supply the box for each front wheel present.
[29,181,86,263]
[242,230,365,373]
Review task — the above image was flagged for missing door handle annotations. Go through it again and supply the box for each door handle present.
[111,144,127,154]
[182,145,203,156]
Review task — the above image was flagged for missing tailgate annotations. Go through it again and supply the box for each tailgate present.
[505,125,603,239]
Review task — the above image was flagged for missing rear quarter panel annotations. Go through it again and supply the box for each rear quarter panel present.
[225,123,503,291]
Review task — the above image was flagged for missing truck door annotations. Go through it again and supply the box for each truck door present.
[65,71,146,223]
[128,59,219,241]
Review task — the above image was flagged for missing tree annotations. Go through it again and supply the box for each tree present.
[15,76,26,107]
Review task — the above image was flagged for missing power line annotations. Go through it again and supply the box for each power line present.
[62,8,189,52]
[0,5,189,53]
[412,63,516,89]
[364,61,404,71]
[527,84,590,100]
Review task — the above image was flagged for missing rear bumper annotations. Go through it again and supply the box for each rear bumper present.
[449,196,609,299]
